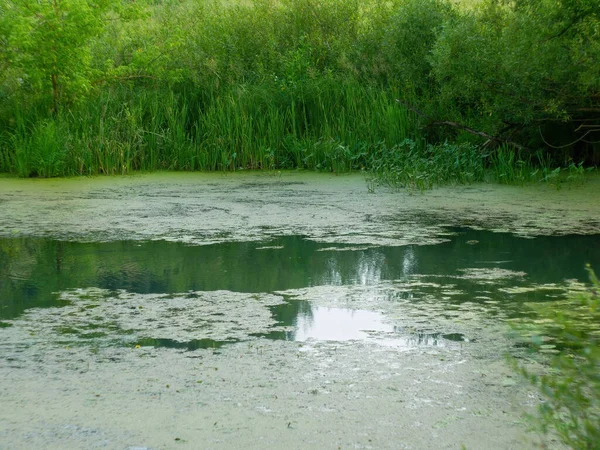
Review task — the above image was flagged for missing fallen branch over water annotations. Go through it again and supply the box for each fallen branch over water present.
[396,99,530,151]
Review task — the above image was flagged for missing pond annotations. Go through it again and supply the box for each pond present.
[2,231,598,351]
[1,173,599,450]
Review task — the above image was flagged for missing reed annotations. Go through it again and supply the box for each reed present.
[1,78,419,176]
[1,0,592,183]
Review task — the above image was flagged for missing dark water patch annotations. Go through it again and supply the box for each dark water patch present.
[58,328,107,339]
[1,231,599,321]
[395,331,467,347]
[235,181,307,189]
[136,337,233,351]
[441,333,467,342]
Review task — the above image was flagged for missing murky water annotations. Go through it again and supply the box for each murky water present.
[2,175,600,450]
[1,229,599,350]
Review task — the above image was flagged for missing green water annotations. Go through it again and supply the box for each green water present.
[1,230,599,347]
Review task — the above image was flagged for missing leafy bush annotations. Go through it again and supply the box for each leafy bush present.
[368,139,485,190]
[1,0,597,177]
[512,265,600,449]
[429,0,600,150]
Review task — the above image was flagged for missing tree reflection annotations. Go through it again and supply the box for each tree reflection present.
[1,231,599,327]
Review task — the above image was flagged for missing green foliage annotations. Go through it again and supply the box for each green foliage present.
[429,0,600,148]
[0,81,415,175]
[368,139,486,190]
[9,117,69,177]
[487,146,595,185]
[2,0,113,111]
[360,0,452,92]
[512,265,600,449]
[0,0,597,179]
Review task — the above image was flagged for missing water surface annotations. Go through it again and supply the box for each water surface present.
[1,229,598,348]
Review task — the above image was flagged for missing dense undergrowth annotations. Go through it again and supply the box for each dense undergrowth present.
[511,266,600,449]
[0,0,598,182]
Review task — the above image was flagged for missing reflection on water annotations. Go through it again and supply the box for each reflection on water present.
[1,230,599,348]
[272,304,466,348]
[292,306,394,342]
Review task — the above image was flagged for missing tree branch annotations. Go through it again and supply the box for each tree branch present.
[396,99,530,151]
[539,127,596,149]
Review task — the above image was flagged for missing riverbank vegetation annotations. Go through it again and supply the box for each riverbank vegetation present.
[511,265,600,449]
[0,0,598,183]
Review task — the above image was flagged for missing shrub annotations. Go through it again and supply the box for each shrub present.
[512,265,600,449]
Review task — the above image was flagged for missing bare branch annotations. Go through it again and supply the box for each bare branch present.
[396,99,530,151]
[539,127,596,149]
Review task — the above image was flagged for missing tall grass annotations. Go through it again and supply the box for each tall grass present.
[0,0,451,178]
[1,79,418,176]
[488,146,592,186]
[1,0,593,182]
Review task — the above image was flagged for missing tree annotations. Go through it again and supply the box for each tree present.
[3,0,111,112]
[429,0,600,154]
